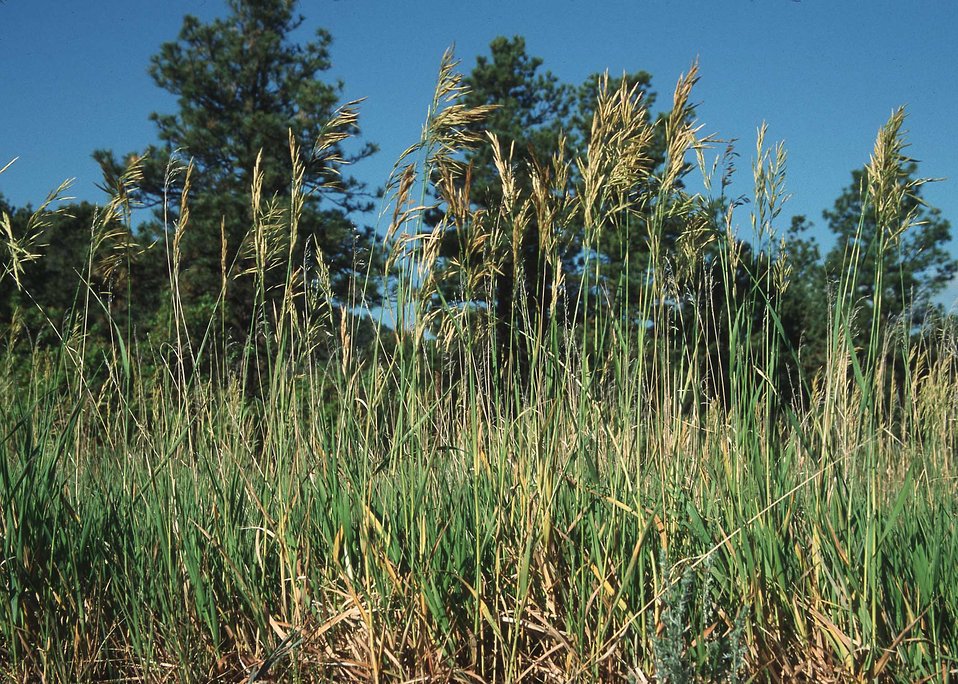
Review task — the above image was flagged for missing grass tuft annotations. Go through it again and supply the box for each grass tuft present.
[1,54,956,682]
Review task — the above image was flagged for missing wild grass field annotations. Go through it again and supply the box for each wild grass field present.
[2,54,957,682]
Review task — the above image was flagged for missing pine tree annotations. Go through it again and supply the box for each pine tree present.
[97,0,381,347]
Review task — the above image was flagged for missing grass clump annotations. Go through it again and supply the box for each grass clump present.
[1,51,957,682]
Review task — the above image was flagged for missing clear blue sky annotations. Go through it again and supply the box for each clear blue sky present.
[2,0,956,306]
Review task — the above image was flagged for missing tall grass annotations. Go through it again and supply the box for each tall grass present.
[1,52,956,682]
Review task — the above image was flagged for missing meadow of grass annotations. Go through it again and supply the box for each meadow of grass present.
[1,54,956,682]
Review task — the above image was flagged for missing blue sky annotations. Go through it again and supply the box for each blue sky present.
[2,0,957,306]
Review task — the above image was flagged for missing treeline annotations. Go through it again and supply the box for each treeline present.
[1,0,955,404]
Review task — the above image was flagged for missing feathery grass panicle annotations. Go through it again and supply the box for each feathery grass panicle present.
[751,122,791,247]
[91,152,148,287]
[577,73,656,237]
[662,62,707,198]
[1,168,75,291]
[866,107,924,246]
